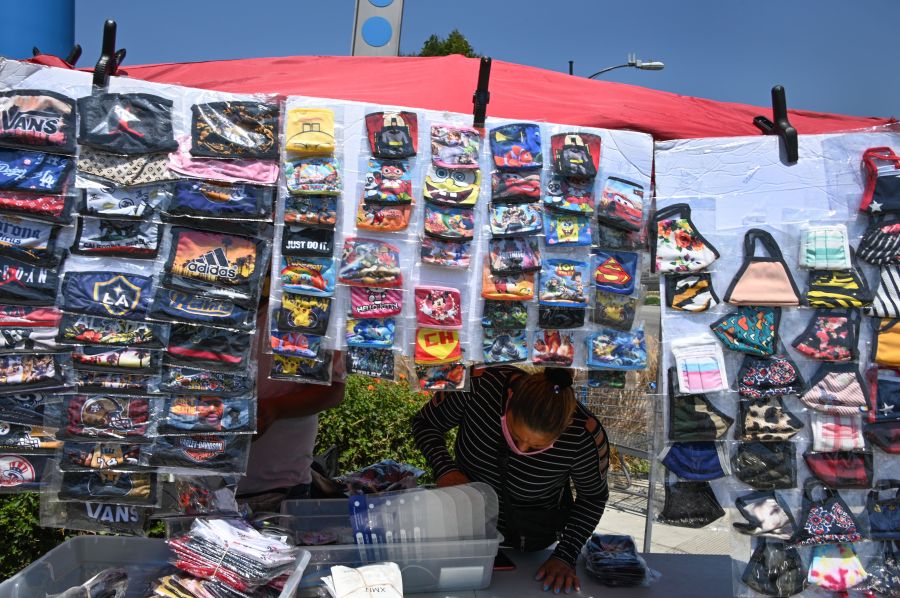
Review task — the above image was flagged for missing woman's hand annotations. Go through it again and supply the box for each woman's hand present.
[436,470,471,487]
[535,556,580,594]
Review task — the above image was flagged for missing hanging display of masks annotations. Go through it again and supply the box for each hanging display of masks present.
[724,229,801,306]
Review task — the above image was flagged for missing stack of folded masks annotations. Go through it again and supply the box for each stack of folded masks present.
[581,534,655,588]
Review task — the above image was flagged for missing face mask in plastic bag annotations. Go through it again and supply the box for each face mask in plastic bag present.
[62,271,152,320]
[544,175,593,214]
[665,272,718,313]
[733,491,796,540]
[338,238,403,288]
[868,265,900,318]
[77,92,177,155]
[671,335,729,394]
[271,353,332,384]
[366,111,417,159]
[0,90,77,154]
[591,292,637,331]
[281,227,335,259]
[491,170,542,204]
[490,123,541,170]
[592,250,637,295]
[867,480,900,541]
[481,264,534,301]
[57,313,166,348]
[794,479,863,546]
[346,346,394,380]
[75,371,157,395]
[165,227,265,296]
[285,107,334,156]
[0,353,67,393]
[804,449,873,489]
[61,395,150,441]
[324,563,404,598]
[284,195,337,227]
[539,259,588,307]
[710,306,779,356]
[285,157,342,195]
[81,183,170,219]
[280,256,336,297]
[431,124,480,169]
[877,318,900,368]
[810,411,866,452]
[150,433,251,473]
[737,352,804,399]
[725,229,801,306]
[532,329,575,366]
[166,324,251,370]
[363,158,414,205]
[799,224,851,270]
[800,363,868,415]
[158,395,254,435]
[791,308,858,362]
[59,470,157,506]
[356,199,412,233]
[414,328,461,366]
[0,422,59,452]
[72,347,160,374]
[667,368,733,442]
[276,294,331,336]
[78,147,177,187]
[860,146,900,213]
[0,191,72,224]
[424,164,481,207]
[550,132,600,178]
[482,300,527,329]
[0,453,50,492]
[157,475,239,518]
[40,497,150,535]
[652,203,719,274]
[587,327,647,371]
[151,288,253,331]
[543,211,591,247]
[867,420,900,454]
[159,367,252,397]
[483,328,528,364]
[417,362,467,391]
[806,266,872,310]
[598,176,644,231]
[190,101,279,160]
[169,180,273,222]
[738,396,804,442]
[538,306,585,329]
[421,236,471,269]
[0,327,58,353]
[345,318,394,350]
[488,203,542,237]
[0,393,52,427]
[489,237,541,274]
[415,287,462,329]
[59,442,147,472]
[0,215,60,265]
[660,441,729,481]
[870,367,900,425]
[656,478,724,529]
[423,204,474,241]
[807,543,868,592]
[858,215,900,266]
[741,537,807,597]
[731,441,796,490]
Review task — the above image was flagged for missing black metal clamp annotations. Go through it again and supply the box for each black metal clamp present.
[472,56,492,130]
[92,20,126,88]
[31,45,82,66]
[754,85,799,164]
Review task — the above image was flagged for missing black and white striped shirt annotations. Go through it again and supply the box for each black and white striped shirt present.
[411,366,610,566]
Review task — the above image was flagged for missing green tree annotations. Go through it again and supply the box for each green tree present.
[417,29,479,58]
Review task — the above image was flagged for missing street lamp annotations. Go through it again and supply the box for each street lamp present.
[579,53,665,79]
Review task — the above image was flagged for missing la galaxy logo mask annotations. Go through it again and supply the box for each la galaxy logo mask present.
[62,272,151,319]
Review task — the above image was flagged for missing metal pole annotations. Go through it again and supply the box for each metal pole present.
[568,60,574,75]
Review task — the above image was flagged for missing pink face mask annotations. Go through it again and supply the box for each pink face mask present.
[501,414,555,456]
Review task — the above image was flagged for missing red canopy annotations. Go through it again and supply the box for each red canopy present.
[78,54,893,140]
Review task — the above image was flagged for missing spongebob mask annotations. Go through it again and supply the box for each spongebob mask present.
[423,165,481,207]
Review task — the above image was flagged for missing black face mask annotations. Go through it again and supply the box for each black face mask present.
[741,537,807,597]
[731,441,797,490]
[77,93,177,155]
[667,368,733,442]
[149,434,251,474]
[794,479,863,546]
[656,478,724,529]
[538,306,585,329]
[59,471,158,506]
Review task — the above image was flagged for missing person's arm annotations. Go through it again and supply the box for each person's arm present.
[410,385,471,482]
[552,416,611,567]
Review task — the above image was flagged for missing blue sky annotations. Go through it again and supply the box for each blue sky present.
[72,0,898,118]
